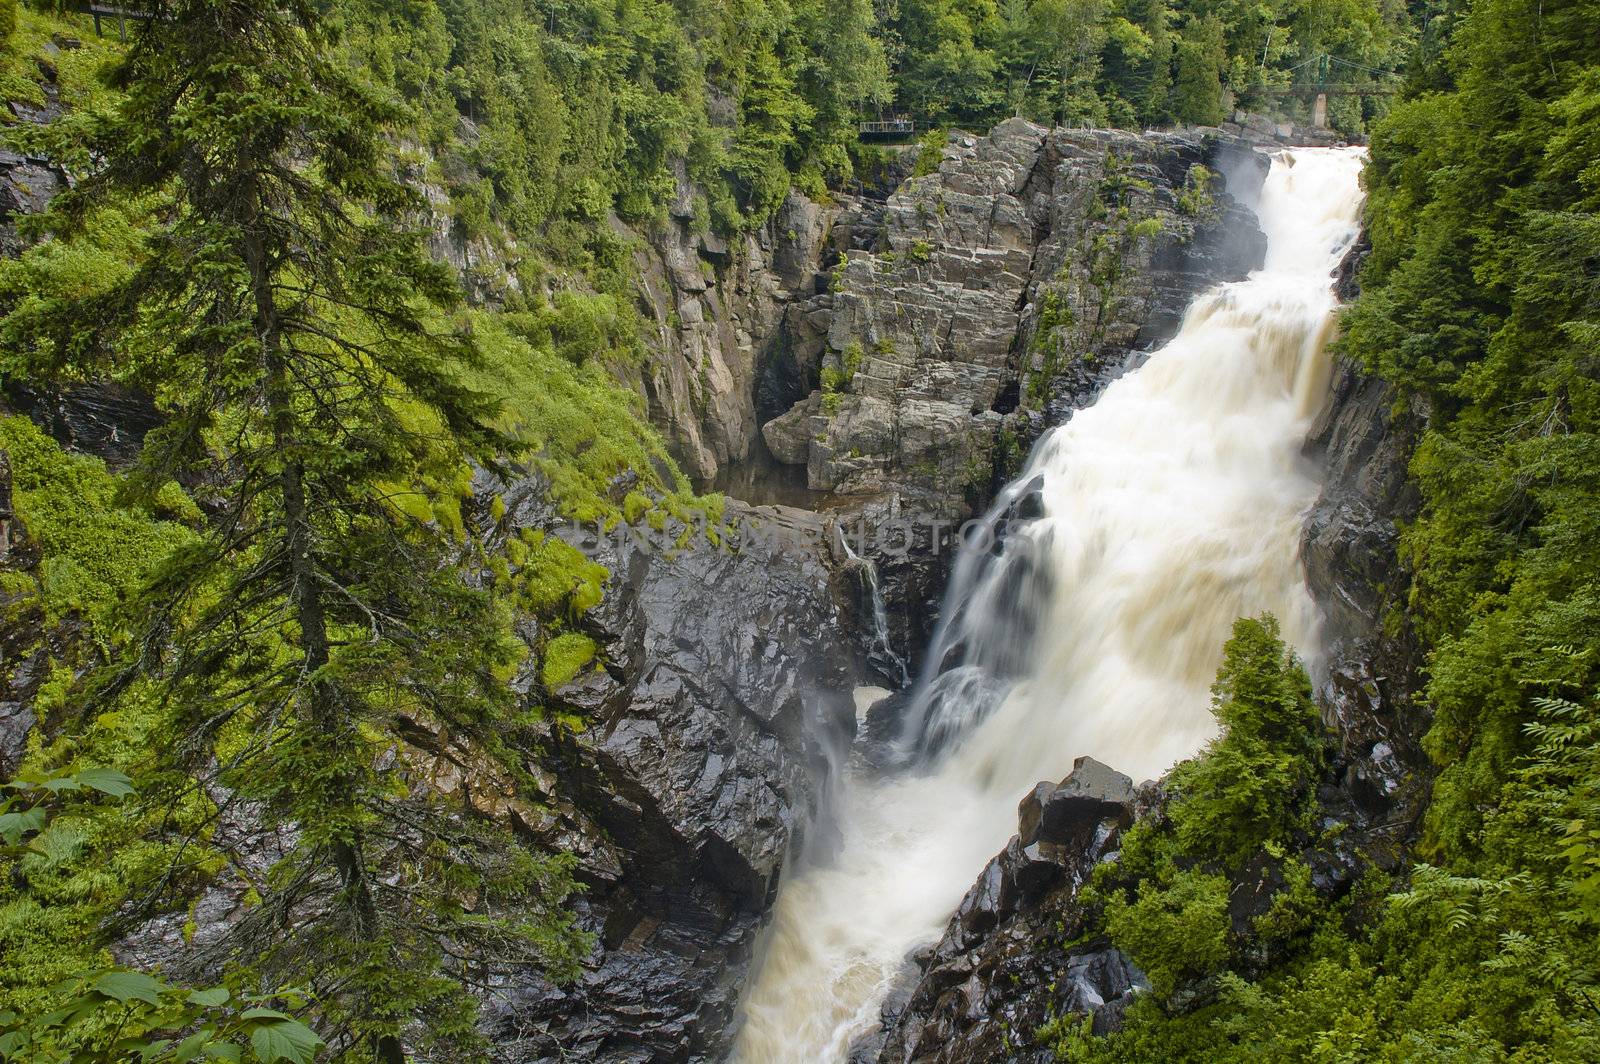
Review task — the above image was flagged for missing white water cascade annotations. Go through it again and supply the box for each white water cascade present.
[733,147,1367,1062]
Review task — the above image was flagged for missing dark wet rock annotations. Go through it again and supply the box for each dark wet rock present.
[1301,360,1429,821]
[471,490,860,1062]
[3,383,162,469]
[876,758,1140,1063]
[1018,756,1136,854]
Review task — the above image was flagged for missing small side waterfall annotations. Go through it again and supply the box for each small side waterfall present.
[733,147,1367,1061]
[840,534,913,688]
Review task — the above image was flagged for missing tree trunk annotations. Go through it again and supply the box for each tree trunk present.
[243,222,405,1064]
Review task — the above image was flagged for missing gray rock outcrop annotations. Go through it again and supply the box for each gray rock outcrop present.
[624,190,838,485]
[473,491,860,1062]
[763,121,1266,516]
[872,757,1146,1063]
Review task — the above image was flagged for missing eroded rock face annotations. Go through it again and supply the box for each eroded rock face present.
[2,383,162,470]
[625,190,840,486]
[759,123,1268,671]
[475,491,859,1062]
[763,122,1266,513]
[872,758,1147,1064]
[1300,356,1429,825]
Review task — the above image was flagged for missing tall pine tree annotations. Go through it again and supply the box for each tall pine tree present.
[2,1,588,1057]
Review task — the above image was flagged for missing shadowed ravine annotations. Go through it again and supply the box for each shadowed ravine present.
[732,148,1368,1062]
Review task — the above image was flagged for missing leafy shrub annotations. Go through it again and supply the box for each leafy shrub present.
[1165,616,1327,866]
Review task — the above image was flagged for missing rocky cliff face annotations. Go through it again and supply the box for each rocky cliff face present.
[762,120,1266,512]
[1300,359,1428,824]
[623,187,838,485]
[757,121,1269,668]
[469,486,860,1062]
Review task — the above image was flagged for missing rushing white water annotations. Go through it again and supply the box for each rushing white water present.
[733,148,1366,1062]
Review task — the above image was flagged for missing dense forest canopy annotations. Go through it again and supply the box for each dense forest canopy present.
[0,0,1595,1060]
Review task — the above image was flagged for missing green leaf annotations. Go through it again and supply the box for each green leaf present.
[73,767,136,798]
[172,1028,216,1063]
[186,987,231,1008]
[90,971,168,1005]
[247,1019,322,1064]
[202,1042,243,1062]
[238,1008,292,1021]
[0,806,47,845]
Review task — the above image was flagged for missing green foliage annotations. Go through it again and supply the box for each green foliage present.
[1171,13,1226,124]
[541,631,597,689]
[1,970,323,1064]
[470,313,693,523]
[886,0,1410,135]
[1166,616,1326,865]
[1176,162,1214,218]
[912,127,948,178]
[3,2,595,1058]
[1339,0,1600,864]
[821,340,865,396]
[0,417,195,632]
[1102,868,1230,997]
[0,770,321,1064]
[1085,617,1328,1012]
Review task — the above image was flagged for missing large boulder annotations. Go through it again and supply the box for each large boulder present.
[874,758,1143,1063]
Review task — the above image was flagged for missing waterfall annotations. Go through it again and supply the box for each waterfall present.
[840,533,913,688]
[733,147,1367,1062]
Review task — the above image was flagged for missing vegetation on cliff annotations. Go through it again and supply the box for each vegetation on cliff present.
[1047,1,1600,1059]
[0,0,1591,1059]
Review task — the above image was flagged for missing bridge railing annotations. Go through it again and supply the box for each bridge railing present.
[78,2,156,40]
[859,118,916,136]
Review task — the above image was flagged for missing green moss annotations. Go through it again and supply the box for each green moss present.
[541,631,596,689]
[512,530,608,618]
[1177,164,1216,218]
[466,313,705,525]
[0,417,195,633]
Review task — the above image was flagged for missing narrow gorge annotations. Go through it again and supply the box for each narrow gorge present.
[5,3,1595,1061]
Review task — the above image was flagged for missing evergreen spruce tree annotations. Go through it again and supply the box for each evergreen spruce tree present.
[2,1,588,1058]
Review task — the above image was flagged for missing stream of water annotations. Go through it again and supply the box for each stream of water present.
[733,147,1367,1062]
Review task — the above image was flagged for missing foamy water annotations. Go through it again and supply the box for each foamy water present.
[733,148,1367,1061]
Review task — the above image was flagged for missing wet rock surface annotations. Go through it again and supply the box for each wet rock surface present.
[2,383,163,469]
[1301,357,1429,823]
[872,758,1147,1063]
[474,491,860,1062]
